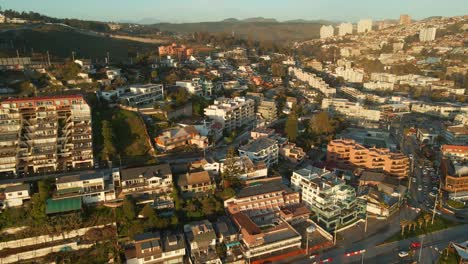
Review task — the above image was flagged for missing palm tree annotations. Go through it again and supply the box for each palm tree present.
[400,219,409,236]
[423,214,431,227]
[418,217,424,229]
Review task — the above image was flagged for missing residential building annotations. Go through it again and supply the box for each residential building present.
[339,87,366,102]
[320,25,334,39]
[213,217,244,263]
[416,128,439,145]
[419,27,437,42]
[327,139,409,179]
[288,67,336,97]
[363,81,394,91]
[159,43,193,58]
[124,231,186,264]
[105,67,121,80]
[338,23,353,36]
[204,97,255,132]
[155,126,208,151]
[184,220,221,264]
[291,166,365,230]
[250,127,275,140]
[443,124,468,146]
[119,84,164,107]
[0,14,5,23]
[238,137,278,168]
[335,67,364,83]
[178,171,215,197]
[441,145,468,161]
[176,78,203,96]
[440,158,468,201]
[411,102,467,119]
[3,184,30,207]
[53,170,117,204]
[279,142,306,164]
[357,19,373,33]
[0,95,93,175]
[120,164,173,208]
[220,156,268,182]
[257,99,277,122]
[399,14,411,25]
[322,98,381,122]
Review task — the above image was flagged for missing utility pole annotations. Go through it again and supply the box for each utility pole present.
[72,51,75,61]
[418,236,424,263]
[432,181,441,224]
[364,211,368,233]
[16,49,19,59]
[46,51,51,66]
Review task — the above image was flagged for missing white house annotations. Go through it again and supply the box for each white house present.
[3,184,30,207]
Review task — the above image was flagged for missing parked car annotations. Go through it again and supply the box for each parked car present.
[399,251,409,258]
[410,242,422,249]
[418,185,423,191]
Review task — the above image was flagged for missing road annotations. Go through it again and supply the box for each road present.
[291,224,468,264]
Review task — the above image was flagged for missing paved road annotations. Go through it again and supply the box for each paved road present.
[292,224,468,264]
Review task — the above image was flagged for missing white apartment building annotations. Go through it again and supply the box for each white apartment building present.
[176,78,203,96]
[335,67,364,83]
[339,87,366,102]
[120,84,164,107]
[411,102,467,119]
[338,22,353,36]
[54,170,118,204]
[320,25,334,39]
[322,98,381,121]
[238,137,278,168]
[204,97,255,132]
[357,19,373,33]
[220,156,268,181]
[291,166,365,230]
[419,27,437,42]
[288,67,336,97]
[364,81,394,91]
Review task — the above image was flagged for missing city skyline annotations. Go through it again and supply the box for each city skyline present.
[1,0,467,23]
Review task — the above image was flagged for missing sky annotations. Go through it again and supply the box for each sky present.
[1,0,467,23]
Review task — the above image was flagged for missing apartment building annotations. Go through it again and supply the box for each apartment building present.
[288,67,336,97]
[443,124,468,146]
[120,164,173,208]
[419,27,437,42]
[441,158,468,201]
[338,22,353,36]
[399,14,411,25]
[158,43,193,58]
[363,81,394,91]
[335,67,364,83]
[339,87,366,102]
[155,126,208,151]
[176,78,203,96]
[257,99,277,122]
[322,98,381,122]
[184,220,222,264]
[291,166,366,230]
[327,139,409,178]
[357,19,373,33]
[320,25,334,39]
[120,84,164,107]
[54,170,117,204]
[124,231,186,264]
[0,95,93,175]
[441,145,468,161]
[204,97,255,132]
[250,127,275,140]
[411,102,467,119]
[238,137,278,168]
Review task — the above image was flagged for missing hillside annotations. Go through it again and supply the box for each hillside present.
[151,21,324,42]
[0,24,159,61]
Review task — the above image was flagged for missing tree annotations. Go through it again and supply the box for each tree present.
[417,217,424,229]
[38,180,51,201]
[173,88,190,106]
[139,204,156,219]
[423,214,431,227]
[285,111,298,142]
[271,63,286,77]
[222,147,242,188]
[102,120,116,161]
[309,112,333,135]
[400,219,409,236]
[151,70,158,80]
[122,196,136,221]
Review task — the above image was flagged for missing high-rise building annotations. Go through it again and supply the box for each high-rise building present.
[399,14,411,25]
[320,25,334,39]
[0,95,93,175]
[357,19,373,33]
[338,22,353,36]
[419,27,437,42]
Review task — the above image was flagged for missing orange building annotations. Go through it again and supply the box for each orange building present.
[440,158,468,194]
[327,139,409,178]
[158,43,193,58]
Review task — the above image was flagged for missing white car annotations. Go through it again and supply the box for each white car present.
[412,178,417,183]
[418,185,423,191]
[398,251,409,258]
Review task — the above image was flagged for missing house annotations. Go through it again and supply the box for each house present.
[105,67,121,80]
[124,231,186,264]
[213,216,244,263]
[120,164,173,208]
[3,184,30,207]
[279,142,306,164]
[155,126,208,151]
[220,156,268,182]
[238,137,278,168]
[119,84,164,107]
[184,220,222,264]
[53,170,117,204]
[178,171,215,197]
[250,127,275,140]
[176,79,203,96]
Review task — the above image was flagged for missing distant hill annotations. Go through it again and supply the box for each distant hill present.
[0,24,156,61]
[151,20,326,42]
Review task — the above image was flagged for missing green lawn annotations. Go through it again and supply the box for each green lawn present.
[438,248,461,264]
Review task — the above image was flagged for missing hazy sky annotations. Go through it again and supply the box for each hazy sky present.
[1,0,467,23]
